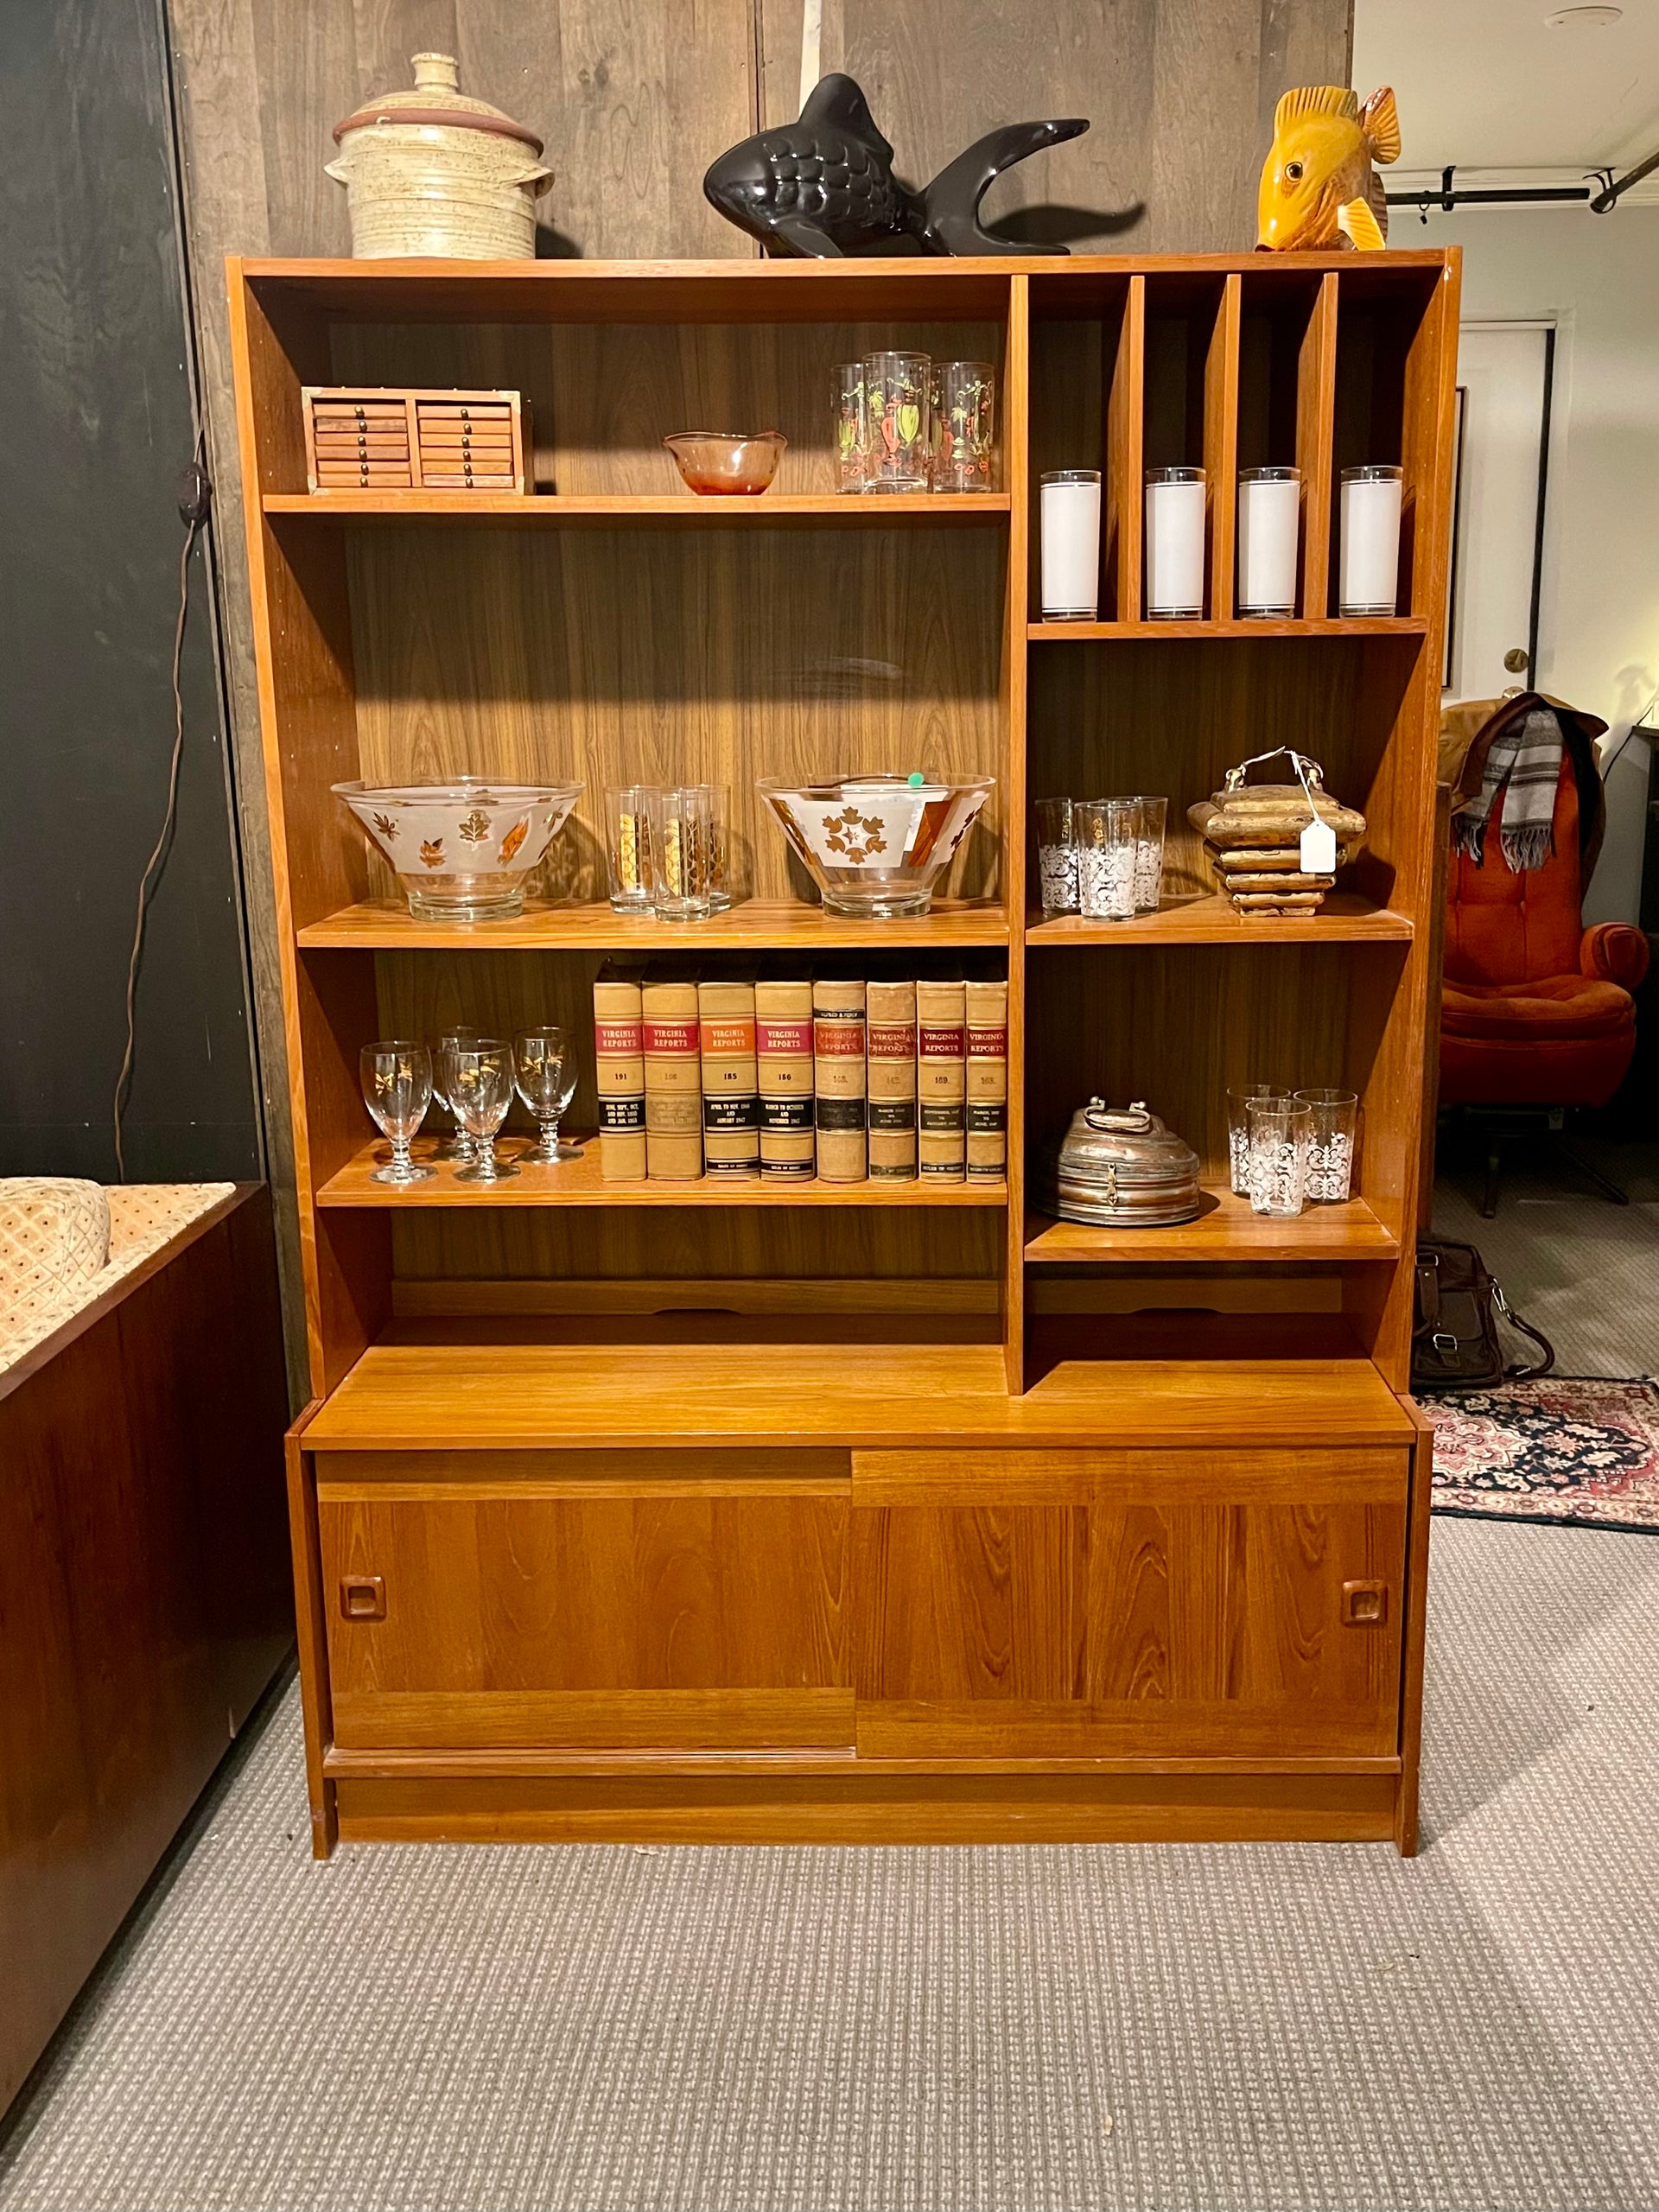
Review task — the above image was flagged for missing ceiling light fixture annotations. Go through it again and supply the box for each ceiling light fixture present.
[1544,6,1624,24]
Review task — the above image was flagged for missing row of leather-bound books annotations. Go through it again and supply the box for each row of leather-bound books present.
[592,964,1007,1185]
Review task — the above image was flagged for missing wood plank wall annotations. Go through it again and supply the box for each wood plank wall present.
[167,0,1350,1388]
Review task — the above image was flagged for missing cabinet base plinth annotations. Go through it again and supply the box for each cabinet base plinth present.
[332,1768,1402,1848]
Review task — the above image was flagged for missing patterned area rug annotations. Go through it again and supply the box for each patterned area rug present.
[1425,1376,1659,1533]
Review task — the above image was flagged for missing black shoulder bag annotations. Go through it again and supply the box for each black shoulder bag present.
[1412,1238,1555,1392]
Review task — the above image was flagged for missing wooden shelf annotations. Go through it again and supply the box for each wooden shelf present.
[1027,617,1427,641]
[298,897,1010,952]
[1024,1187,1400,1265]
[1024,892,1414,945]
[239,255,1020,324]
[301,1332,1418,1452]
[265,492,1010,526]
[317,1139,1007,1209]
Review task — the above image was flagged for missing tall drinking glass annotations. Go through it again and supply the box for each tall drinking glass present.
[1039,470,1100,620]
[604,784,658,912]
[648,785,715,921]
[1246,1096,1312,1217]
[1339,465,1403,615]
[1237,466,1300,617]
[1226,1083,1290,1195]
[931,361,995,491]
[1035,796,1079,917]
[516,1027,582,1162]
[1075,798,1138,920]
[360,1040,434,1185]
[864,351,931,493]
[1295,1087,1359,1202]
[832,362,869,493]
[450,1039,518,1183]
[1129,795,1166,912]
[696,782,734,910]
[1144,466,1206,619]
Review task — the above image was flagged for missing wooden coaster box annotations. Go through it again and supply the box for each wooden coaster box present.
[302,386,529,493]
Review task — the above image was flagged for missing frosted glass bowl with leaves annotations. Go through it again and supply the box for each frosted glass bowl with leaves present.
[334,778,582,920]
[757,772,995,917]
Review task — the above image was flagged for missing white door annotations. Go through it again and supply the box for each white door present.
[1445,323,1552,702]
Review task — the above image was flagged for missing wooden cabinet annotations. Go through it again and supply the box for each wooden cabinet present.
[853,1450,1406,1760]
[319,1478,851,1751]
[311,1446,1403,1769]
[232,252,1457,1852]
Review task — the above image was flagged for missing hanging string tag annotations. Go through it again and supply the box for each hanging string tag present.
[1295,747,1338,873]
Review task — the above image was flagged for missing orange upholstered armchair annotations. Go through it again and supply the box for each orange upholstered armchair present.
[1440,692,1649,1126]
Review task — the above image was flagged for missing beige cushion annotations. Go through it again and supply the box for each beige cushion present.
[0,1180,235,1376]
[0,1178,111,1324]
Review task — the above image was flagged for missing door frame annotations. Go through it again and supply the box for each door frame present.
[1448,317,1556,697]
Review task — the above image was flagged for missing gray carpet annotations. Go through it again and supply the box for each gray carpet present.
[2,1154,1656,2212]
[1431,1135,1659,1377]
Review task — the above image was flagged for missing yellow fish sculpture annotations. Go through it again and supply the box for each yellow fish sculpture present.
[1256,85,1401,252]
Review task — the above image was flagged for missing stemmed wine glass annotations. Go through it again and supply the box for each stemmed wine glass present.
[449,1039,518,1182]
[515,1027,583,1162]
[359,1040,435,1184]
[432,1025,482,1161]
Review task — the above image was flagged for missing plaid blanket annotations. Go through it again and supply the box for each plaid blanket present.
[1452,705,1561,871]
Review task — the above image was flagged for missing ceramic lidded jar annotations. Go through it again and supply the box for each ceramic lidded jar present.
[327,53,552,260]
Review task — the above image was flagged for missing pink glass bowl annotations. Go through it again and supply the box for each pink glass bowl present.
[664,432,786,496]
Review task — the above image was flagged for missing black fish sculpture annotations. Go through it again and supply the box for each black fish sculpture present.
[704,74,1089,258]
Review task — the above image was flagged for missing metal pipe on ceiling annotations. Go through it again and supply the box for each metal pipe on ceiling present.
[1387,158,1656,216]
[1590,146,1659,210]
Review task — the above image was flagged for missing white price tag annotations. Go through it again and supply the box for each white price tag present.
[1300,816,1338,874]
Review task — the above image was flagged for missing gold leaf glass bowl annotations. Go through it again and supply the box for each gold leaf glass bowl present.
[664,431,786,495]
[757,772,995,917]
[334,778,582,920]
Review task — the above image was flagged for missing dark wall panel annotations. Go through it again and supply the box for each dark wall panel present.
[0,0,260,1182]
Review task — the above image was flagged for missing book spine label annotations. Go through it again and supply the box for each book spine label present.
[812,981,866,1182]
[965,979,1009,1183]
[643,980,702,1180]
[593,972,646,1181]
[866,980,917,1182]
[754,1019,812,1061]
[698,981,759,1179]
[756,981,815,1180]
[916,980,966,1181]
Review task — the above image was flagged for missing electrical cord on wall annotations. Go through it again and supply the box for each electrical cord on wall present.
[112,429,213,1181]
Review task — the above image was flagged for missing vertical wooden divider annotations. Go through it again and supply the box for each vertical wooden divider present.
[1104,275,1145,622]
[1400,265,1463,624]
[1357,255,1463,1385]
[1295,273,1339,618]
[1203,274,1242,622]
[1002,276,1031,1394]
[230,264,389,1395]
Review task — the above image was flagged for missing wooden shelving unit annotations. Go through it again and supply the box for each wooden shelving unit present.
[231,250,1457,1858]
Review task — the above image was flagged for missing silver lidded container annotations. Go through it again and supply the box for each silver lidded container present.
[1046,1098,1203,1226]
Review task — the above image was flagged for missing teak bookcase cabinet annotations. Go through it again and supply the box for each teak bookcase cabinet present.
[229,251,1459,1857]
